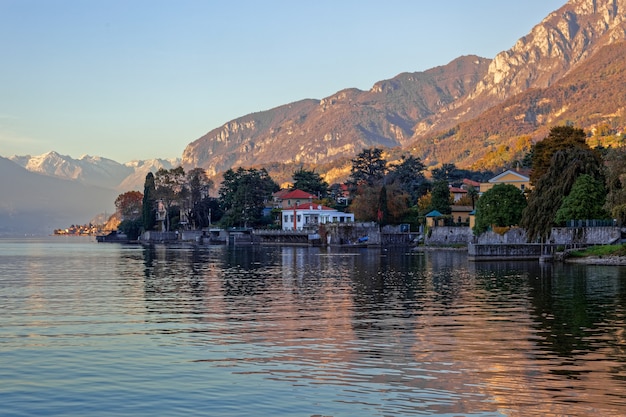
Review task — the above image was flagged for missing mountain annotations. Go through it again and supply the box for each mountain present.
[0,157,117,234]
[117,158,182,191]
[410,0,626,142]
[10,152,181,191]
[182,55,491,177]
[182,0,626,181]
[10,151,133,189]
[409,40,626,170]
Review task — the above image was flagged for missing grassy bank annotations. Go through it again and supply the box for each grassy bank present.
[568,244,626,258]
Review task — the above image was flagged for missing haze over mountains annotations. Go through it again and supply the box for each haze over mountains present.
[0,154,180,234]
[2,0,625,234]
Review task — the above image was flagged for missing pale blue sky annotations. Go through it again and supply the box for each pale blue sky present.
[1,0,565,162]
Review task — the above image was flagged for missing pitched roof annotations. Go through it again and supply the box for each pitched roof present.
[463,178,481,187]
[280,189,317,200]
[425,210,443,217]
[488,169,530,183]
[273,189,292,198]
[283,203,336,211]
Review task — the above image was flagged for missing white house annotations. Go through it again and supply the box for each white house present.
[282,203,354,231]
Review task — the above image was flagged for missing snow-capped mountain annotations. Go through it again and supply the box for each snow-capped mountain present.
[9,151,181,191]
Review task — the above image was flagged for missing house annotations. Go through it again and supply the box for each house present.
[282,203,354,231]
[449,186,467,202]
[480,169,531,194]
[334,184,350,205]
[451,205,473,225]
[273,189,317,209]
[462,178,481,193]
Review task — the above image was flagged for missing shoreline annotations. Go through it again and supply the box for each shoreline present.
[565,255,626,265]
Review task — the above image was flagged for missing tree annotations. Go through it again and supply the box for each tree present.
[115,191,143,220]
[292,167,328,198]
[186,168,214,229]
[431,163,459,182]
[142,172,157,231]
[521,146,605,241]
[377,185,388,225]
[529,126,588,185]
[429,180,452,215]
[555,175,610,224]
[117,218,143,240]
[386,154,428,205]
[218,167,279,227]
[466,186,479,209]
[349,185,379,222]
[604,146,626,224]
[154,166,187,231]
[474,184,527,234]
[347,148,387,190]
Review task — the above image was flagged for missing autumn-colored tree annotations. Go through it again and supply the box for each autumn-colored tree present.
[349,185,379,221]
[115,191,143,220]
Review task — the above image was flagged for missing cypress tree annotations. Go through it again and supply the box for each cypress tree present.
[142,172,157,232]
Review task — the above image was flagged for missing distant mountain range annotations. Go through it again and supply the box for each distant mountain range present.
[9,151,181,191]
[0,153,180,234]
[3,0,626,233]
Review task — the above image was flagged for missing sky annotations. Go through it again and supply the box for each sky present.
[0,0,566,163]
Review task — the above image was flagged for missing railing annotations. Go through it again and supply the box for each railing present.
[566,219,616,227]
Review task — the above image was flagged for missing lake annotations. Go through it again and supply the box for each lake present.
[1,237,625,416]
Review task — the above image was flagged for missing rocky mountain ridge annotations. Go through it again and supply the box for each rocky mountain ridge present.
[182,0,626,181]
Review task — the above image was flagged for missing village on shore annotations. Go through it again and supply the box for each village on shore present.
[55,127,626,265]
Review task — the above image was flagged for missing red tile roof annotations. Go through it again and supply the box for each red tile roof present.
[280,189,317,200]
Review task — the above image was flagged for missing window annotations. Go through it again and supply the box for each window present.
[284,215,288,223]
[297,215,301,222]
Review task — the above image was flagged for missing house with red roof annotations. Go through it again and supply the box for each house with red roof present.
[281,203,354,231]
[273,189,318,209]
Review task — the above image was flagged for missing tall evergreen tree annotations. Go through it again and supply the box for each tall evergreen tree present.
[292,167,328,197]
[142,172,157,231]
[387,154,428,205]
[218,167,279,227]
[429,180,452,215]
[348,148,387,190]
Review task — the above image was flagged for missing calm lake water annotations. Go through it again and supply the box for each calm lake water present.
[1,237,625,417]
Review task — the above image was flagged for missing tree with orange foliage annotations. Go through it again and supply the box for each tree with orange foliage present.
[114,191,143,220]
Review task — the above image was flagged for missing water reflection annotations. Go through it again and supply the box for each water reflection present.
[135,244,626,416]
